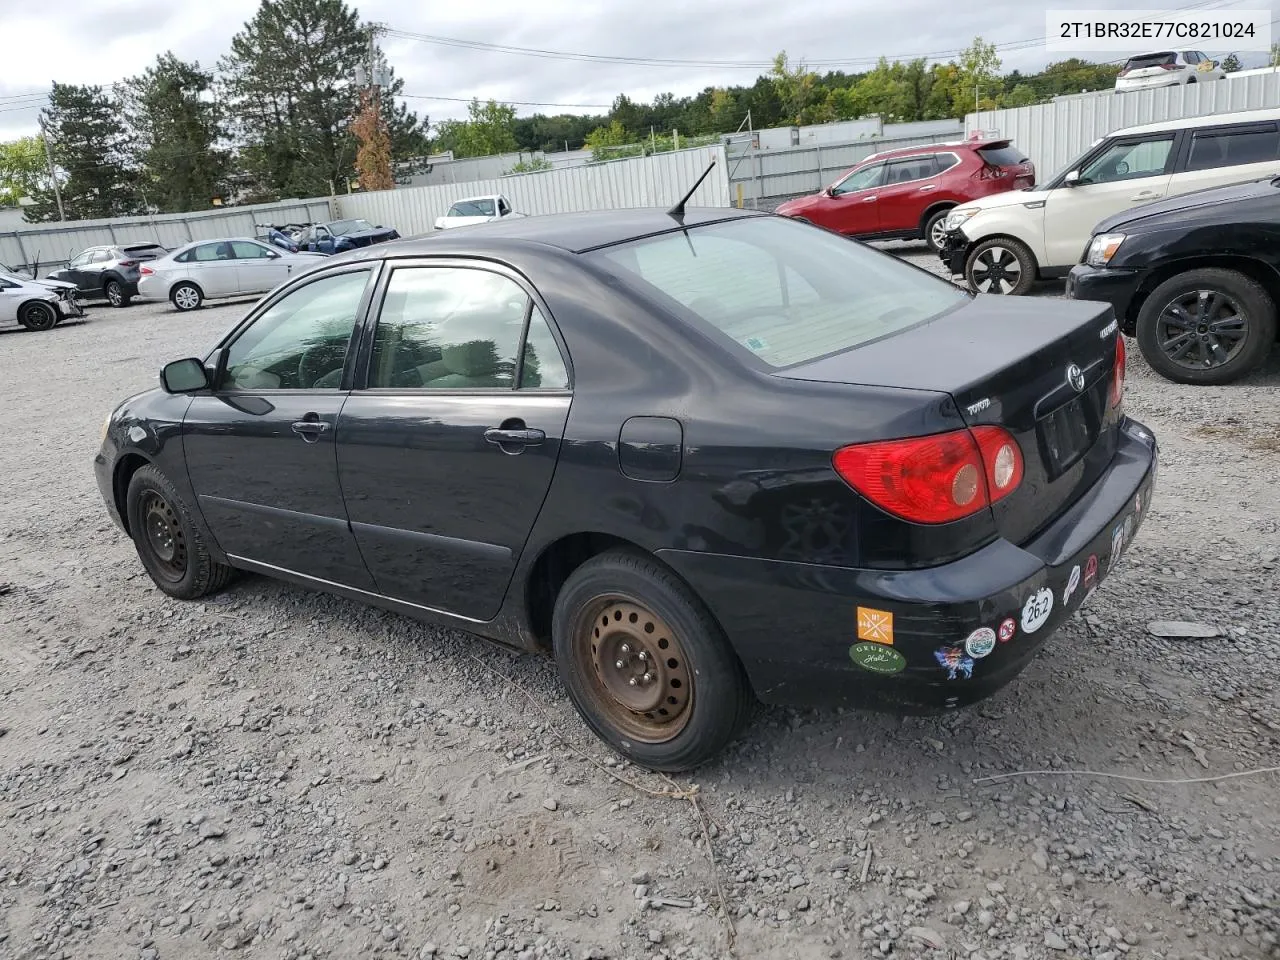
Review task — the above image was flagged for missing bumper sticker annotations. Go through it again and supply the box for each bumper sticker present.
[998,618,1016,643]
[1062,564,1081,606]
[934,647,974,680]
[964,627,997,659]
[856,607,894,646]
[1020,587,1054,633]
[849,642,906,675]
[1083,554,1098,589]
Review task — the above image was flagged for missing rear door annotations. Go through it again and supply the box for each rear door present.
[874,155,944,233]
[1042,131,1177,268]
[1171,120,1280,195]
[335,259,572,620]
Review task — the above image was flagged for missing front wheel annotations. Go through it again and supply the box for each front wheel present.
[125,465,236,599]
[18,301,59,331]
[170,282,203,312]
[964,237,1038,296]
[923,208,953,253]
[552,549,755,772]
[1135,268,1276,385]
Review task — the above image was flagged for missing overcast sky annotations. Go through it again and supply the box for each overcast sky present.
[0,0,1272,142]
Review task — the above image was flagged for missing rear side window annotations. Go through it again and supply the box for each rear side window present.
[1186,123,1280,171]
[934,153,960,174]
[1123,52,1177,70]
[591,217,966,369]
[977,145,1029,167]
[884,157,938,183]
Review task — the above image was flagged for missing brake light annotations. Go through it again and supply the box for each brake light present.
[140,266,154,276]
[832,426,1024,525]
[1109,335,1126,408]
[118,260,138,268]
[1160,63,1183,71]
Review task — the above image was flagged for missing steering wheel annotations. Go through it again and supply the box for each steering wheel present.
[298,343,343,388]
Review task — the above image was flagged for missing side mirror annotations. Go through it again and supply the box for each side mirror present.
[1212,60,1221,68]
[1064,170,1081,187]
[160,357,209,393]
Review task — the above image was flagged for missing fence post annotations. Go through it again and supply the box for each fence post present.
[815,144,822,192]
[11,232,30,274]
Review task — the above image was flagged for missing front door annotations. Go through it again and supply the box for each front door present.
[1042,132,1176,268]
[336,261,572,620]
[182,265,379,587]
[186,241,240,298]
[819,162,885,235]
[229,239,293,296]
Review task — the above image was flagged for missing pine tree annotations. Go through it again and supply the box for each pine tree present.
[125,53,229,212]
[25,83,139,222]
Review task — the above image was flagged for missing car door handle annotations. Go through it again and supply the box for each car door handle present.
[291,419,330,441]
[1130,191,1159,200]
[918,184,938,192]
[484,427,545,446]
[862,196,878,202]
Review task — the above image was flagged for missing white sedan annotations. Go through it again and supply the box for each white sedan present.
[433,194,525,230]
[137,238,327,312]
[0,269,83,331]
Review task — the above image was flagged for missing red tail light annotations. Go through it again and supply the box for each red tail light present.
[118,260,138,268]
[832,426,1024,525]
[1109,335,1126,408]
[1159,63,1183,71]
[140,266,154,276]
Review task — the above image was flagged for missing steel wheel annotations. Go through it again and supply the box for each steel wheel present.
[970,245,1023,294]
[575,597,693,743]
[1154,288,1248,373]
[19,301,58,331]
[139,490,187,584]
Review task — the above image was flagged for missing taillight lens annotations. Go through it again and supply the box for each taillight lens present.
[1110,335,1126,408]
[140,266,154,276]
[832,426,1024,525]
[1159,63,1183,71]
[118,260,138,268]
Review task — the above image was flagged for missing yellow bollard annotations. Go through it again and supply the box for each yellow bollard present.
[736,183,743,209]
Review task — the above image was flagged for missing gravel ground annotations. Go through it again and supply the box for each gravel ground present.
[2,258,1278,960]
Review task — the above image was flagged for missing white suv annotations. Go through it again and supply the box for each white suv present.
[1115,51,1225,93]
[938,108,1280,295]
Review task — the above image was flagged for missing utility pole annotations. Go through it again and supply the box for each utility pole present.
[36,117,66,222]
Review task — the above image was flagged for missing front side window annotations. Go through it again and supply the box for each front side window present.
[831,164,884,195]
[70,251,93,268]
[368,267,531,389]
[219,269,372,391]
[1080,135,1174,184]
[592,216,966,369]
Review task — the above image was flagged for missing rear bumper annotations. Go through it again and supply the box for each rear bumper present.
[1066,264,1143,331]
[938,229,970,275]
[658,418,1157,710]
[136,276,167,301]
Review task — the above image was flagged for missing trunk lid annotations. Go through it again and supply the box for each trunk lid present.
[777,296,1122,545]
[1120,52,1180,79]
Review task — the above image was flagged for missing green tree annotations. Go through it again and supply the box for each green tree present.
[124,53,228,213]
[584,119,632,160]
[1221,53,1242,72]
[848,57,911,121]
[25,83,138,222]
[433,99,518,158]
[954,36,1003,115]
[707,88,741,133]
[506,156,552,174]
[0,137,48,207]
[771,51,819,125]
[1001,83,1041,108]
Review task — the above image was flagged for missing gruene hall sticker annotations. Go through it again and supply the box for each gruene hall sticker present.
[849,642,906,675]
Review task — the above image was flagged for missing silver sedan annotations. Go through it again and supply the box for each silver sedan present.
[137,238,327,312]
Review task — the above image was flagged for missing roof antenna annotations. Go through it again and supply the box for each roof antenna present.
[667,160,717,220]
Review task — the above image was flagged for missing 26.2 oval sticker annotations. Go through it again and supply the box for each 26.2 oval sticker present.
[1020,587,1054,633]
[849,642,907,675]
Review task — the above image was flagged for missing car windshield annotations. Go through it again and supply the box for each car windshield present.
[448,199,496,217]
[328,219,375,236]
[591,216,967,369]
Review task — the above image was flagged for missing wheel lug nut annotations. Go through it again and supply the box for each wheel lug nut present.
[615,660,625,669]
[638,651,648,661]
[628,677,639,686]
[642,673,654,684]
[620,643,631,654]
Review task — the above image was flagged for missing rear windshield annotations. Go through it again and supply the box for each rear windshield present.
[590,217,967,369]
[122,244,166,255]
[1124,52,1177,69]
[977,145,1029,166]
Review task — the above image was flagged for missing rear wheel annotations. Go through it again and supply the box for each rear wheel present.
[1135,268,1276,385]
[125,464,235,599]
[965,237,1037,296]
[923,207,953,253]
[170,282,203,312]
[552,548,755,772]
[18,301,58,331]
[105,279,130,307]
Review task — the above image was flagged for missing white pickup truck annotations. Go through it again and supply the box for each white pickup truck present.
[433,194,526,230]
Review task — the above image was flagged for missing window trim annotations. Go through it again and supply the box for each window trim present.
[203,262,383,395]
[880,152,963,188]
[350,257,573,395]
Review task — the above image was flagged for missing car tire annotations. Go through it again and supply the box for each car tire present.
[125,464,236,600]
[105,279,130,307]
[923,207,954,253]
[1135,268,1276,385]
[965,237,1038,296]
[18,300,59,331]
[551,548,755,772]
[170,282,203,312]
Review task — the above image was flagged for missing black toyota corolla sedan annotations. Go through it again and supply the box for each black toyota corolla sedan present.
[95,205,1157,771]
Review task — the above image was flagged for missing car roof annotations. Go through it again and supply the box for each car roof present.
[358,206,765,255]
[1113,106,1280,137]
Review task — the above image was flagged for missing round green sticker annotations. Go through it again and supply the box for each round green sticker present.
[849,642,906,675]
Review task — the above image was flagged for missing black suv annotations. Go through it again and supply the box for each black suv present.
[46,243,169,308]
[1067,176,1280,385]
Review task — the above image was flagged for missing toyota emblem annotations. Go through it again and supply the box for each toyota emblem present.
[1066,363,1085,393]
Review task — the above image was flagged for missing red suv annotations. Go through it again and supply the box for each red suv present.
[775,139,1035,251]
